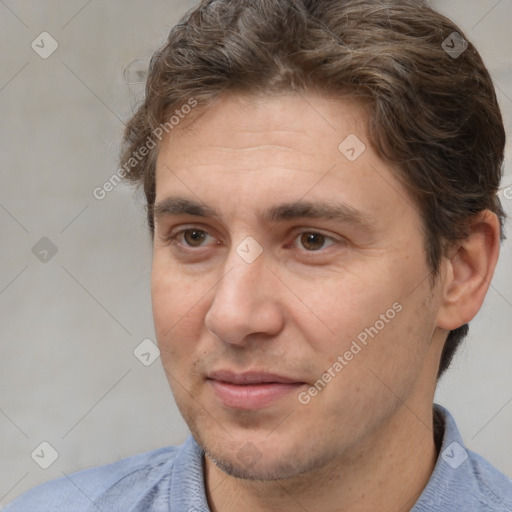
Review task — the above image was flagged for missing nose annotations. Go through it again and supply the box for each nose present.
[204,247,285,346]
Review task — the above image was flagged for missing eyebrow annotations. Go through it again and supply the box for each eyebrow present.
[153,196,375,229]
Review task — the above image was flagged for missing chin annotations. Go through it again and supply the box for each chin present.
[201,432,330,482]
[204,447,311,481]
[181,401,336,481]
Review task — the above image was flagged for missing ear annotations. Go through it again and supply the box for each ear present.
[436,210,501,330]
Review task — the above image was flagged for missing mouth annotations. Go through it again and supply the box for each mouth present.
[206,370,307,410]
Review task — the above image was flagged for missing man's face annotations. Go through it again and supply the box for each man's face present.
[151,91,445,480]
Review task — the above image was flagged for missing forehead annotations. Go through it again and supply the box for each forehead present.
[159,91,368,154]
[153,91,418,228]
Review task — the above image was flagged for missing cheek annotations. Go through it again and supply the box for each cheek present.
[290,270,399,354]
[151,261,205,355]
[294,253,429,383]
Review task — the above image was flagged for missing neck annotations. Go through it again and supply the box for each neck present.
[205,404,439,512]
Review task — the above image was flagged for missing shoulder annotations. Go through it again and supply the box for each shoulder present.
[3,444,181,512]
[466,449,512,511]
[417,404,512,512]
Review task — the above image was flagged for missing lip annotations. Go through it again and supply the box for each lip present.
[207,370,306,410]
[208,370,301,385]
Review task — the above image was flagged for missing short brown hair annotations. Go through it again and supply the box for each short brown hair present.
[120,0,507,379]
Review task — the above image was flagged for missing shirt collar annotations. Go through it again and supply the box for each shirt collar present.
[170,434,209,512]
[411,403,477,511]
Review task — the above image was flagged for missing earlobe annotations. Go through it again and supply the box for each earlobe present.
[436,210,501,331]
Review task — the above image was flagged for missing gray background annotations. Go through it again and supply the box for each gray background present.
[1,0,511,505]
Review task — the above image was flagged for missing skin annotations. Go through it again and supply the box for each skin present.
[150,91,500,512]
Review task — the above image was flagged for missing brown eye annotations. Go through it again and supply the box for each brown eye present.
[299,232,332,251]
[182,229,208,247]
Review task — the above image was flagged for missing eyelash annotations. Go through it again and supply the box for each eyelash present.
[164,226,342,256]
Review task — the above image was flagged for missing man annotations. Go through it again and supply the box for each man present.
[5,0,512,510]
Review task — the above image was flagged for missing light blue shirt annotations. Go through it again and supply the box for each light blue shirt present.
[4,404,512,511]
